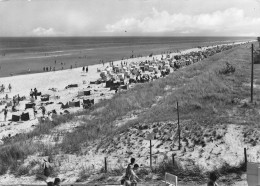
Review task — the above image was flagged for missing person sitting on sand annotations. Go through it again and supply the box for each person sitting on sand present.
[46,177,61,186]
[122,158,138,186]
[12,105,18,112]
[207,172,219,186]
[125,164,140,186]
[53,178,61,186]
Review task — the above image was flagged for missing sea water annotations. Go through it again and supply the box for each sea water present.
[0,37,254,77]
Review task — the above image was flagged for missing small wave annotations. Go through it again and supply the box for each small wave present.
[3,53,73,60]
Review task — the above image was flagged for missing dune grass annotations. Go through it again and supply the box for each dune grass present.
[153,159,246,184]
[59,44,260,152]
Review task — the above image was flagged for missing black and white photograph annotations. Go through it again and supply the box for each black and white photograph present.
[0,0,260,185]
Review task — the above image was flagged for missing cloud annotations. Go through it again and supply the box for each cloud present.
[32,27,59,36]
[106,8,260,36]
[0,0,9,2]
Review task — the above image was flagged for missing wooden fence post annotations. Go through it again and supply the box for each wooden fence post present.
[251,44,254,103]
[177,102,181,150]
[150,140,152,170]
[244,148,247,170]
[104,157,107,173]
[172,153,175,167]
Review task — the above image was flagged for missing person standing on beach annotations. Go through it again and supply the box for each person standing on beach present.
[17,94,20,105]
[41,105,46,117]
[82,66,85,72]
[13,96,16,106]
[3,106,8,121]
[30,89,34,99]
[8,84,12,92]
[2,84,5,93]
[34,88,38,100]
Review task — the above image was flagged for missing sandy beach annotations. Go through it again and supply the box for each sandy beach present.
[0,41,253,141]
[0,40,255,185]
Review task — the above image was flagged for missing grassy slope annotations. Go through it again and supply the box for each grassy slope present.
[0,43,260,184]
[61,43,260,151]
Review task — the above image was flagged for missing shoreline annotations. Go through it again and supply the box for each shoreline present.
[0,38,255,78]
[0,40,254,94]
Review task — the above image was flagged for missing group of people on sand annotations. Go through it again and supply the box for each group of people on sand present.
[0,83,12,94]
[43,66,56,72]
[82,66,89,73]
[0,83,12,121]
[11,94,20,112]
[30,88,38,100]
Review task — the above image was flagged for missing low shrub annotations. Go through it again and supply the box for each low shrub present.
[219,62,236,74]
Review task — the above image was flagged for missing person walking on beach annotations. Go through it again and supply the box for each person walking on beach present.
[8,83,12,92]
[3,106,8,121]
[86,66,88,73]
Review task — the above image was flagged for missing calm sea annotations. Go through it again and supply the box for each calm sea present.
[0,37,255,77]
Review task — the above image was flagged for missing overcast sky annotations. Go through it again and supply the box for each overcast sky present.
[0,0,260,37]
